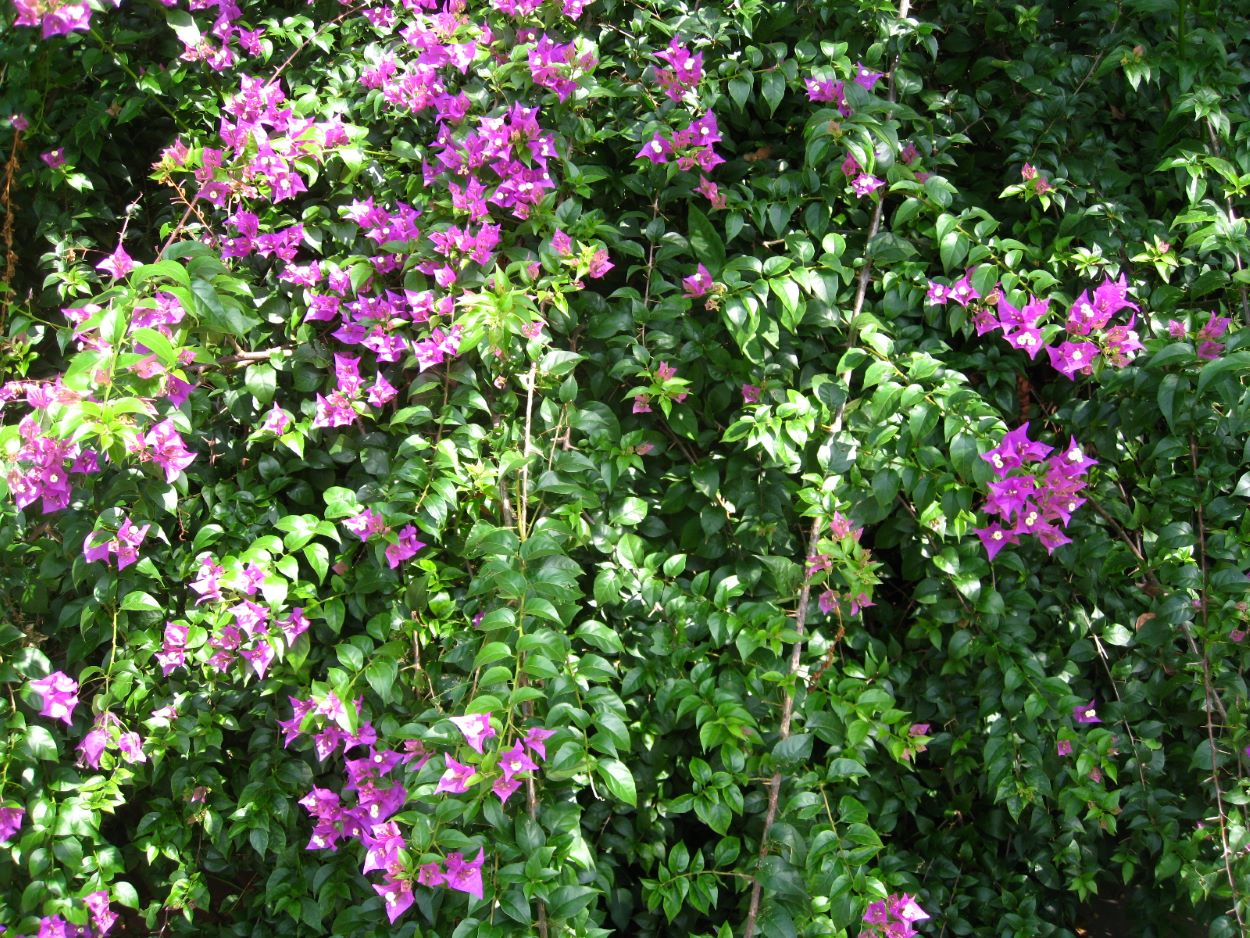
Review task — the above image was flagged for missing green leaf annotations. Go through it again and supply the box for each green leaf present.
[245,364,277,404]
[165,9,201,47]
[728,74,753,111]
[365,658,397,702]
[596,759,637,807]
[323,487,359,519]
[23,725,59,761]
[772,733,812,768]
[688,205,725,275]
[575,621,624,654]
[336,644,365,671]
[761,70,786,116]
[120,591,161,613]
[1197,351,1250,395]
[474,641,513,668]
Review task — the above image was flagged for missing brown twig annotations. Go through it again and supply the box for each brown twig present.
[745,9,914,933]
[0,122,23,331]
[742,518,822,938]
[1189,435,1246,929]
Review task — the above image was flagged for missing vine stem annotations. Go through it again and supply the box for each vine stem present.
[519,362,537,541]
[744,11,911,936]
[0,120,21,331]
[742,518,822,938]
[516,360,546,936]
[1188,436,1246,929]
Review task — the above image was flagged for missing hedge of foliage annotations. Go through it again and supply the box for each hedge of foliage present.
[2,0,1250,935]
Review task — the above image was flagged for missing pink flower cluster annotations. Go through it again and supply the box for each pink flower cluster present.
[77,711,146,769]
[282,693,553,923]
[636,113,725,172]
[863,893,930,937]
[817,589,874,617]
[527,33,595,101]
[1168,311,1233,360]
[931,271,1145,378]
[973,423,1096,560]
[425,100,559,222]
[4,892,118,937]
[132,418,197,484]
[3,414,100,514]
[549,229,615,284]
[343,509,430,570]
[654,37,703,101]
[83,515,150,571]
[806,62,883,115]
[13,0,91,38]
[179,553,309,678]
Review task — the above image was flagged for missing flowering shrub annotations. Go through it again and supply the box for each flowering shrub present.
[2,0,1250,936]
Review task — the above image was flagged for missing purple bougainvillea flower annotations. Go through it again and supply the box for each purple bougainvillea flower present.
[854,63,884,90]
[891,894,929,923]
[84,891,117,936]
[493,776,522,804]
[1073,699,1100,724]
[373,875,414,924]
[682,263,713,298]
[0,806,25,843]
[28,671,78,724]
[450,712,495,754]
[864,900,888,924]
[96,245,135,280]
[1047,340,1099,380]
[636,134,672,164]
[850,173,884,197]
[77,727,110,768]
[523,726,556,760]
[926,281,950,305]
[1057,739,1073,757]
[385,524,426,568]
[948,270,980,307]
[117,731,146,763]
[143,418,196,482]
[975,521,1019,560]
[980,423,1052,477]
[499,741,539,782]
[444,848,485,901]
[435,754,476,794]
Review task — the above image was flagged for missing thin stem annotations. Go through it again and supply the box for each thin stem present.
[519,363,537,541]
[0,122,21,331]
[742,517,822,938]
[1189,435,1246,928]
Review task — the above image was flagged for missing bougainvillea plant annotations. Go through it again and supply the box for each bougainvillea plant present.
[1,0,1249,936]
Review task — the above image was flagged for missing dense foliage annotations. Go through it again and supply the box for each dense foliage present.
[2,0,1250,935]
